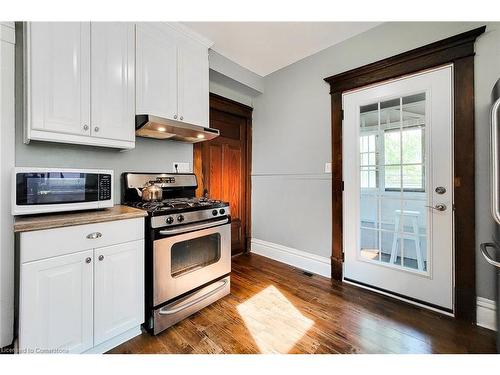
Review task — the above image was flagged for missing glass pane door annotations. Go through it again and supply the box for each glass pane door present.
[359,93,428,273]
[343,65,453,310]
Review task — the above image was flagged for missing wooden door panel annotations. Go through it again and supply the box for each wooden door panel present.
[194,94,252,255]
[222,144,242,219]
[208,143,223,199]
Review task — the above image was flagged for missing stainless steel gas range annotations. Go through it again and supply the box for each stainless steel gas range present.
[123,172,231,335]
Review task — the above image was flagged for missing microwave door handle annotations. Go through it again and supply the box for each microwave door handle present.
[491,97,500,225]
[158,218,229,236]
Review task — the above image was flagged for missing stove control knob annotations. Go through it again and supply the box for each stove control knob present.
[212,209,218,216]
[219,208,226,215]
[177,215,185,223]
[166,216,174,225]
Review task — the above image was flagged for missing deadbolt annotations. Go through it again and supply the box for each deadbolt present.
[435,186,446,195]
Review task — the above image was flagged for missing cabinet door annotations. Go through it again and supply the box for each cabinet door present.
[94,240,144,346]
[136,24,178,120]
[91,22,135,142]
[29,22,90,136]
[19,249,94,354]
[177,35,209,127]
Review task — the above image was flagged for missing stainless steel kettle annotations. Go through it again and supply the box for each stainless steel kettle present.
[136,181,163,202]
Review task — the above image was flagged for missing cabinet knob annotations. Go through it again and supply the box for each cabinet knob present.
[86,232,102,239]
[83,124,89,131]
[85,257,92,264]
[180,116,183,121]
[94,126,99,132]
[173,114,178,119]
[98,255,104,261]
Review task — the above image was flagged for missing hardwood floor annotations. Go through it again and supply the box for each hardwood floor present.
[109,253,497,354]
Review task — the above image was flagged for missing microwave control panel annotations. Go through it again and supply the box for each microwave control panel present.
[98,174,112,201]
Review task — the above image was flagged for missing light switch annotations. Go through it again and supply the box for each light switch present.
[324,162,332,173]
[173,162,191,173]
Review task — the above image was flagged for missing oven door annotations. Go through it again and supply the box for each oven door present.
[153,221,231,306]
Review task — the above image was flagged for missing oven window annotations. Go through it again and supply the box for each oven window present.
[171,233,221,278]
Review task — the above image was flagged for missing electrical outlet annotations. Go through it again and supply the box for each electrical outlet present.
[173,162,190,173]
[324,162,332,173]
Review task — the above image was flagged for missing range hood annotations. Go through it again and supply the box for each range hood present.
[135,115,219,143]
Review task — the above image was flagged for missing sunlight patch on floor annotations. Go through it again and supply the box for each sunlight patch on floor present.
[236,285,314,353]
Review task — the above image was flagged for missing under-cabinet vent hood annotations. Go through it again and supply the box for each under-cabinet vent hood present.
[135,115,219,143]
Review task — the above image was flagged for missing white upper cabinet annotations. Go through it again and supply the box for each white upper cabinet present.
[136,23,211,128]
[29,22,91,136]
[25,22,135,149]
[91,23,135,142]
[177,34,209,127]
[136,23,178,121]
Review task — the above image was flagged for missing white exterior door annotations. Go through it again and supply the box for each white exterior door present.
[19,249,94,353]
[136,24,178,120]
[29,22,90,136]
[342,65,454,311]
[94,240,144,346]
[91,22,135,142]
[177,35,209,127]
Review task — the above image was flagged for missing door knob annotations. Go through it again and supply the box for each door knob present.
[83,124,89,131]
[98,255,104,261]
[94,126,99,132]
[85,257,92,264]
[426,204,447,212]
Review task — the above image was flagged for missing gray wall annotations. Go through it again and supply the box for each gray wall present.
[252,22,500,300]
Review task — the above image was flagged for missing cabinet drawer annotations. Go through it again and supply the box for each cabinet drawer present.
[20,218,144,263]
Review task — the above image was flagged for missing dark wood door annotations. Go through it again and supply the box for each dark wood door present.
[194,95,252,255]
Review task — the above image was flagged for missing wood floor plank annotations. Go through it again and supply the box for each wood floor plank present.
[109,253,497,354]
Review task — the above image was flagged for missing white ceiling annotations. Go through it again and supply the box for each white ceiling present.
[182,22,382,76]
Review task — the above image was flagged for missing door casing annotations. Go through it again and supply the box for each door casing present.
[324,26,486,322]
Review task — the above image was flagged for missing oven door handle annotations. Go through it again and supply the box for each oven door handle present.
[158,218,229,236]
[158,278,229,315]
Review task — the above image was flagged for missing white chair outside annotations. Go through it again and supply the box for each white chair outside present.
[389,209,424,271]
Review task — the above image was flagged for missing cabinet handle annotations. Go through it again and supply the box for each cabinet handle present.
[98,255,104,261]
[180,116,183,121]
[83,124,89,131]
[94,126,99,132]
[173,114,178,119]
[85,257,92,264]
[86,232,102,239]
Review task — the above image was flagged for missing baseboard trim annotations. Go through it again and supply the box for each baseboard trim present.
[83,326,142,354]
[477,297,497,331]
[250,238,331,278]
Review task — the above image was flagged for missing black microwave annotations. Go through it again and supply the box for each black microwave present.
[12,168,113,215]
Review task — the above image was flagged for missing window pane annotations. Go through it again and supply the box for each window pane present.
[385,165,401,189]
[361,167,377,188]
[402,165,423,190]
[402,128,423,164]
[384,130,401,165]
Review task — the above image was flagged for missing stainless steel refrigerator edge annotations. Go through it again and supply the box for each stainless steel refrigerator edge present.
[481,78,500,352]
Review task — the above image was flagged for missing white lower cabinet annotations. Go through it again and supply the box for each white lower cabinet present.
[94,240,144,346]
[20,249,94,354]
[18,218,144,354]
